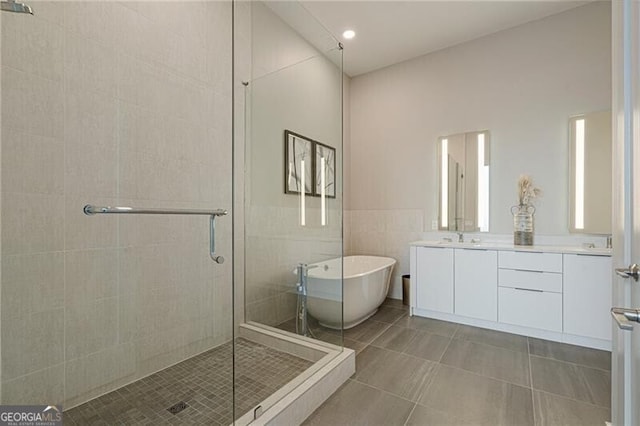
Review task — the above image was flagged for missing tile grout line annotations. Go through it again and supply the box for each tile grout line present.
[528,353,612,373]
[436,328,457,364]
[368,312,457,365]
[431,361,533,390]
[350,307,442,410]
[528,337,536,425]
[533,388,613,411]
[528,342,612,411]
[402,402,418,426]
[399,327,459,419]
[350,377,422,406]
[450,328,531,356]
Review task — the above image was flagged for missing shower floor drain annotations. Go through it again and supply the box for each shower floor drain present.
[167,401,189,414]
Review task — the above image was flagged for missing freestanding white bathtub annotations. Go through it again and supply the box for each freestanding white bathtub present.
[306,255,396,329]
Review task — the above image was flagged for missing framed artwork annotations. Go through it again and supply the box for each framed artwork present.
[284,130,314,195]
[314,141,336,198]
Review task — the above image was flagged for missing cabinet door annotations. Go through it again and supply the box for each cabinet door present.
[563,254,612,341]
[416,247,454,313]
[455,249,498,321]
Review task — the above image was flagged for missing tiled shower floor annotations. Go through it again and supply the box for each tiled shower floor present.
[64,338,313,425]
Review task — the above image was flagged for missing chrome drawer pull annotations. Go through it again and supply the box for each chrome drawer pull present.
[514,287,544,293]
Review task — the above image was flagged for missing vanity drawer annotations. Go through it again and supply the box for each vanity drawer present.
[498,251,562,273]
[498,287,562,332]
[498,268,562,293]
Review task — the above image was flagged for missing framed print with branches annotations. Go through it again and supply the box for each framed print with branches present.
[284,130,314,195]
[314,141,336,198]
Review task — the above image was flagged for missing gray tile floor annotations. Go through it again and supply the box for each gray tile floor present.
[64,338,312,425]
[300,298,612,426]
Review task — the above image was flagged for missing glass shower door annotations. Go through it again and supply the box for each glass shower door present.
[233,1,344,421]
[0,1,235,423]
[241,0,344,338]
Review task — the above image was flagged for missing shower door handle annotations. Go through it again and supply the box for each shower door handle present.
[83,204,228,264]
[209,214,224,264]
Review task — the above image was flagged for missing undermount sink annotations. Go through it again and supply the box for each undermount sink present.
[435,240,485,247]
[415,240,612,256]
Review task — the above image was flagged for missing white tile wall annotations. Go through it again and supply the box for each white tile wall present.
[346,209,423,299]
[245,205,342,326]
[1,1,233,408]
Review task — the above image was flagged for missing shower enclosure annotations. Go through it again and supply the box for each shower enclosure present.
[0,0,346,424]
[238,1,345,345]
[233,1,348,423]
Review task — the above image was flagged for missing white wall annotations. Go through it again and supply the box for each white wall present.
[347,2,611,297]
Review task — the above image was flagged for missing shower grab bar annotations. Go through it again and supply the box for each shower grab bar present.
[83,205,228,264]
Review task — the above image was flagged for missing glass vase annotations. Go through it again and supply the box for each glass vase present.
[511,204,535,245]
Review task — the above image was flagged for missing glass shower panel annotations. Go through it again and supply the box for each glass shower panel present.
[233,2,344,419]
[241,0,343,383]
[0,1,234,423]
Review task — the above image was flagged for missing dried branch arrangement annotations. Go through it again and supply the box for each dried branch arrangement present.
[517,175,542,206]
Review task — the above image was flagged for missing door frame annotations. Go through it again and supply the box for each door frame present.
[611,1,638,424]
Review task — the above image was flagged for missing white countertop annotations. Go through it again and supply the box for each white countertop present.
[410,240,612,256]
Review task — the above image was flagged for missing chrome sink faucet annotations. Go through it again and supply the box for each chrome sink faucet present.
[457,232,464,243]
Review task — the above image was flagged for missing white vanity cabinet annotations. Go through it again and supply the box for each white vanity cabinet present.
[563,254,612,341]
[455,249,497,321]
[415,246,454,313]
[497,251,563,332]
[410,241,613,350]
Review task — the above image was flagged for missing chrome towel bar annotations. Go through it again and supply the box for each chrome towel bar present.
[83,204,228,264]
[83,205,227,217]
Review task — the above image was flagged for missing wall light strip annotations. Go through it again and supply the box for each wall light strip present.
[477,133,489,232]
[321,156,326,226]
[441,139,448,228]
[575,119,585,230]
[300,159,306,226]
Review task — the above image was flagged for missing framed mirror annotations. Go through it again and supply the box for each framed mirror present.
[569,111,612,234]
[438,130,490,232]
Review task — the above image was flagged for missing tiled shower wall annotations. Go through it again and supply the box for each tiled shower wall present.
[244,207,342,326]
[344,210,423,299]
[1,1,233,407]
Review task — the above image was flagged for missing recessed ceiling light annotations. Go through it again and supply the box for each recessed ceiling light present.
[342,30,355,40]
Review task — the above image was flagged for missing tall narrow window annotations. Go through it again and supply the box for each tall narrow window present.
[575,118,585,230]
[441,138,448,228]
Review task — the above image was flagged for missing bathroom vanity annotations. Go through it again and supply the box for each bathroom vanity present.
[409,241,612,350]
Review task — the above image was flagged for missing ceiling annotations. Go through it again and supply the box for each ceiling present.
[301,1,590,76]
